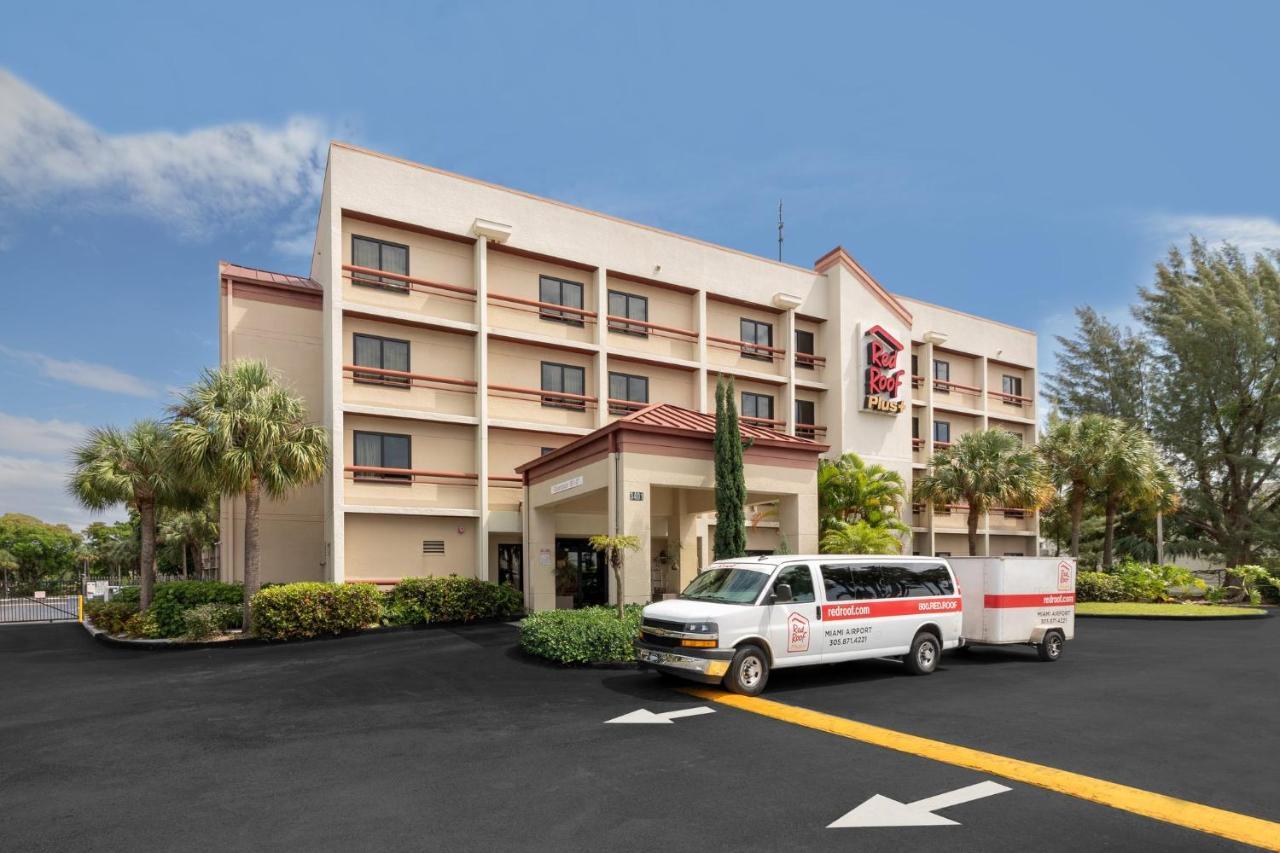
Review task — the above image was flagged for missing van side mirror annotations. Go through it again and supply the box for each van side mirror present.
[771,583,793,604]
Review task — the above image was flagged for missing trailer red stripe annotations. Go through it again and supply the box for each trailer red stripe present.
[822,597,962,620]
[984,593,1076,608]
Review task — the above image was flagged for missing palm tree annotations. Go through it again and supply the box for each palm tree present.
[69,421,186,609]
[1095,425,1179,569]
[820,519,908,555]
[914,429,1050,556]
[171,360,328,626]
[1038,415,1118,557]
[160,505,219,579]
[0,548,16,596]
[818,452,908,532]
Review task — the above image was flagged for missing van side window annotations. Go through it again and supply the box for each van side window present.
[821,565,880,601]
[772,565,815,603]
[909,564,955,596]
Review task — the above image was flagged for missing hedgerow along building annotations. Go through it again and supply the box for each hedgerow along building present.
[218,142,1039,609]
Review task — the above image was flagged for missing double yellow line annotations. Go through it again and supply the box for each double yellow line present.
[685,688,1280,851]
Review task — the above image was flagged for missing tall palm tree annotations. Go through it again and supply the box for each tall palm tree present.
[171,360,328,626]
[914,429,1050,556]
[1038,414,1118,557]
[818,452,908,532]
[1095,425,1179,569]
[820,519,908,555]
[69,421,185,609]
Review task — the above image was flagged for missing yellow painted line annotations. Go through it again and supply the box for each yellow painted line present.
[684,688,1280,851]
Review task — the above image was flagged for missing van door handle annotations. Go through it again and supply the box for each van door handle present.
[815,605,822,620]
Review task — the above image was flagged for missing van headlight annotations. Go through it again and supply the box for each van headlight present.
[684,622,717,634]
[680,622,719,648]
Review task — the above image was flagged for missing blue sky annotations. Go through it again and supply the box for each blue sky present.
[2,1,1278,527]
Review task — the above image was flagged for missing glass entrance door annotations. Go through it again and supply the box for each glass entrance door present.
[556,538,607,607]
[497,544,522,591]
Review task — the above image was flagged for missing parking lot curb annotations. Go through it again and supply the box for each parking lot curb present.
[1076,609,1271,622]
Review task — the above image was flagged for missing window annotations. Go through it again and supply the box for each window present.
[1003,508,1026,520]
[541,362,586,410]
[351,235,409,290]
[912,416,920,440]
[795,329,815,369]
[608,290,648,336]
[933,420,951,444]
[352,333,410,386]
[820,565,881,601]
[912,353,919,378]
[1004,551,1026,557]
[936,551,952,557]
[353,431,411,481]
[771,565,815,603]
[609,372,649,415]
[742,392,774,423]
[539,275,585,326]
[1002,374,1024,406]
[422,540,445,555]
[795,399,816,439]
[740,318,774,361]
[933,358,951,394]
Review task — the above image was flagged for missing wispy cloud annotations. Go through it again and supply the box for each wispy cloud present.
[0,453,121,528]
[0,345,158,397]
[0,68,328,243]
[1146,213,1280,255]
[0,412,88,456]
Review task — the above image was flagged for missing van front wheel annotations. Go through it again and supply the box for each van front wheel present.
[903,632,940,676]
[724,645,769,695]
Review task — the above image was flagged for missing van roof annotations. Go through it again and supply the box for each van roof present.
[712,555,949,567]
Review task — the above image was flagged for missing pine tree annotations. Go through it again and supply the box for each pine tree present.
[713,376,747,560]
[1043,306,1151,425]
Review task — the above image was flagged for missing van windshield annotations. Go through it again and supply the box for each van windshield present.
[680,568,770,604]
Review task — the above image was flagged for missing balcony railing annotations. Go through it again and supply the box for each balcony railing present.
[795,422,827,440]
[740,414,786,429]
[343,264,477,302]
[342,365,478,393]
[489,383,598,412]
[488,292,598,326]
[605,315,697,343]
[706,334,786,364]
[345,465,478,485]
[795,352,826,369]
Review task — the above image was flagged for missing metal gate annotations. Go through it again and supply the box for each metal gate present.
[0,594,83,624]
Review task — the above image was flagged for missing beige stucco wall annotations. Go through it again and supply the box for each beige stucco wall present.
[341,317,477,416]
[487,339,595,428]
[344,513,477,580]
[487,251,596,345]
[342,414,478,510]
[219,291,327,584]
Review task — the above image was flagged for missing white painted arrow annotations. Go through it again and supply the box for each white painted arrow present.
[828,781,1011,828]
[605,706,716,725]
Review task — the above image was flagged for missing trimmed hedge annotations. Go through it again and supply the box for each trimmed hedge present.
[181,603,242,640]
[382,576,523,626]
[85,600,139,634]
[251,582,382,640]
[1076,571,1125,603]
[519,605,643,664]
[149,581,244,637]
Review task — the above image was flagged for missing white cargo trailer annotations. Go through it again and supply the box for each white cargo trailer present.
[949,557,1076,661]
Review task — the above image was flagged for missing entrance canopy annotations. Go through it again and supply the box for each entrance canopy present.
[515,403,828,611]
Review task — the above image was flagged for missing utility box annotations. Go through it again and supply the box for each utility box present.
[949,557,1076,660]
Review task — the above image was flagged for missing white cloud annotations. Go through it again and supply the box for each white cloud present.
[0,412,88,456]
[1147,213,1280,255]
[0,69,327,238]
[0,454,123,529]
[0,345,158,397]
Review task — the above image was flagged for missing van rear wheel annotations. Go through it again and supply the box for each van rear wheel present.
[903,632,940,676]
[724,644,769,695]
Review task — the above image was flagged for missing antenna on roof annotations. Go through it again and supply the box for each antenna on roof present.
[777,199,784,262]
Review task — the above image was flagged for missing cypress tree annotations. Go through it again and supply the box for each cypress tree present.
[713,375,748,560]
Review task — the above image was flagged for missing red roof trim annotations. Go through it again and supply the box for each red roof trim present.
[864,324,904,351]
[813,246,912,325]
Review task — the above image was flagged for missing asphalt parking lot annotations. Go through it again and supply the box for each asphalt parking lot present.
[1,616,1276,852]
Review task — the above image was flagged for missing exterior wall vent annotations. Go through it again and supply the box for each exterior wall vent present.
[422,540,445,555]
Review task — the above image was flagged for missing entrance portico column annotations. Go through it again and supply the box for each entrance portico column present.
[614,458,653,607]
[525,500,558,612]
[778,492,818,555]
[674,490,699,591]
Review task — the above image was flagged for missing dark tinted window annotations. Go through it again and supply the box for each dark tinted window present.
[539,276,585,326]
[795,329,815,369]
[772,565,814,603]
[353,333,410,385]
[352,235,409,289]
[608,290,648,336]
[822,563,953,600]
[541,362,586,411]
[820,565,878,601]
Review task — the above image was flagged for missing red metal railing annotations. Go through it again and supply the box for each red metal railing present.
[343,264,476,300]
[342,364,478,392]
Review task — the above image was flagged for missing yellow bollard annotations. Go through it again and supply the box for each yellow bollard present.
[77,594,84,623]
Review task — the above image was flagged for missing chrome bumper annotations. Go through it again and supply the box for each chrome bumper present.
[634,641,731,681]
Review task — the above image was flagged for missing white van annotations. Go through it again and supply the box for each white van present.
[635,555,963,695]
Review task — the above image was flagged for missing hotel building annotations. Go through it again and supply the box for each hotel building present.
[218,142,1038,608]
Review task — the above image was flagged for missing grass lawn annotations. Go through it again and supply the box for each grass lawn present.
[1076,601,1268,618]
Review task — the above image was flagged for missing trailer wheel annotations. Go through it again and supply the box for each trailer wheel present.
[1037,629,1065,662]
[903,632,940,676]
[724,644,770,695]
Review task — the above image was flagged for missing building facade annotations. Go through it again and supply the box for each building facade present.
[218,142,1038,604]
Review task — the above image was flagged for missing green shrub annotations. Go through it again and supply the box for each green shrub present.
[381,575,523,626]
[85,600,139,634]
[112,587,140,604]
[251,582,382,640]
[1110,560,1203,602]
[148,581,244,637]
[519,605,643,664]
[181,603,242,641]
[1076,571,1125,602]
[123,609,163,639]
